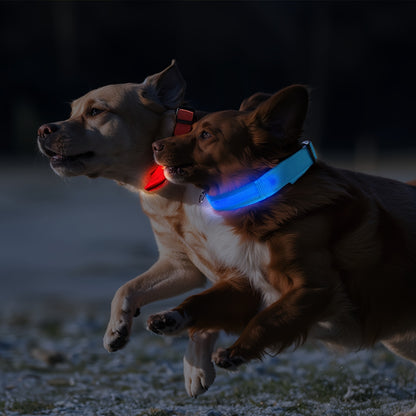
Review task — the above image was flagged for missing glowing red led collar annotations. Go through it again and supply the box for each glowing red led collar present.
[144,108,195,192]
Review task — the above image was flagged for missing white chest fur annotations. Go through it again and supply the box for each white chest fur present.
[181,187,280,306]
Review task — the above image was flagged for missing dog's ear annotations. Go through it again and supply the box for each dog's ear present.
[239,92,272,111]
[249,85,309,147]
[139,60,186,111]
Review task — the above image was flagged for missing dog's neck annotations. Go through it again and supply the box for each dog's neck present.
[206,142,317,211]
[219,161,352,240]
[117,109,177,193]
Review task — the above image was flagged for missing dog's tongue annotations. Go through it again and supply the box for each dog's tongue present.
[144,165,167,191]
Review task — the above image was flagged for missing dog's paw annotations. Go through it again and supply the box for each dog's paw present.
[183,333,217,397]
[212,347,246,371]
[184,354,216,397]
[147,310,190,336]
[103,289,140,352]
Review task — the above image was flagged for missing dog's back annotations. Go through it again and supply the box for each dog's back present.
[334,166,416,245]
[290,162,416,343]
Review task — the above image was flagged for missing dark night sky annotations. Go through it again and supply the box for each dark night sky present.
[1,1,416,156]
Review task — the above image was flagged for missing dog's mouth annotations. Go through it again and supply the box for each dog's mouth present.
[48,151,95,166]
[38,140,97,177]
[39,142,95,167]
[165,164,193,177]
[162,164,196,184]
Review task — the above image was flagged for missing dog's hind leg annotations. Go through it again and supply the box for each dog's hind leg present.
[382,334,416,416]
[383,333,416,364]
[183,330,218,397]
[212,285,333,370]
[147,277,261,336]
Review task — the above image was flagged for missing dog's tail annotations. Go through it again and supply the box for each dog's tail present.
[407,180,416,187]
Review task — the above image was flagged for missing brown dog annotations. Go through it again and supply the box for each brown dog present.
[37,61,269,397]
[150,85,416,415]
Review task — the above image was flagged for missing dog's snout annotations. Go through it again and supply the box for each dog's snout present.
[37,123,58,138]
[152,141,165,152]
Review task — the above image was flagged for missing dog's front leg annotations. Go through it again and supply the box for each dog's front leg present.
[147,277,262,336]
[103,257,206,352]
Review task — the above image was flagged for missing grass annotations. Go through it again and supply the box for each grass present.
[9,399,54,414]
[2,311,416,416]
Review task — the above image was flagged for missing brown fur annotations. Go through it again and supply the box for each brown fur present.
[182,277,262,336]
[151,85,416,414]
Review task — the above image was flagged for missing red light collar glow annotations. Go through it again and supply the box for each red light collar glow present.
[144,108,195,192]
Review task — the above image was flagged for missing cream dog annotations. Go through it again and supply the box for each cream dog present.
[37,61,264,396]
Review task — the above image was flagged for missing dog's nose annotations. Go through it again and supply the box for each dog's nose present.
[37,123,58,138]
[152,142,165,152]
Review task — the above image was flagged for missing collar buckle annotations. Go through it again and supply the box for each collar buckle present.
[302,140,317,163]
[176,107,195,124]
[174,108,195,135]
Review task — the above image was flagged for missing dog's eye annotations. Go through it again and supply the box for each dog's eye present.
[89,108,104,117]
[200,131,212,140]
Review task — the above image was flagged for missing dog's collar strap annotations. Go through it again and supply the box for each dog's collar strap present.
[206,141,317,211]
[173,108,195,135]
[144,108,195,192]
[143,164,167,192]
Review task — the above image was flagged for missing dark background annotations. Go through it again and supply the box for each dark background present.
[1,1,416,157]
[1,5,416,413]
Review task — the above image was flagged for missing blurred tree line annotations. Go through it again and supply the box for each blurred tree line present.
[1,1,415,157]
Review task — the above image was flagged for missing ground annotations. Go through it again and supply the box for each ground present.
[1,156,415,416]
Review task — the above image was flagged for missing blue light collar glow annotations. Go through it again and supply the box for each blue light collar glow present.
[206,141,317,211]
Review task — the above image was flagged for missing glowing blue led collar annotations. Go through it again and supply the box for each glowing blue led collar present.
[206,141,317,211]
